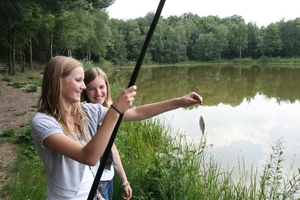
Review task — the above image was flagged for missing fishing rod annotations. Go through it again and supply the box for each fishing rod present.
[87,0,166,199]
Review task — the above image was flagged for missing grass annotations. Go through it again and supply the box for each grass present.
[1,70,41,92]
[0,129,17,138]
[0,107,299,200]
[0,157,46,200]
[8,82,27,88]
[111,119,300,200]
[14,111,26,116]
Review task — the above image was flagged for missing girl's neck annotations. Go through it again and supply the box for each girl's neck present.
[66,115,77,133]
[61,99,74,115]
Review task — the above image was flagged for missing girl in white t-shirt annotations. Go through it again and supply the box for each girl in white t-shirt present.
[82,68,132,200]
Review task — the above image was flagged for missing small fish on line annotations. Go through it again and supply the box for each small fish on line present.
[199,115,205,135]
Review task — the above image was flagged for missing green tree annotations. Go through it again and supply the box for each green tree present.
[89,10,111,61]
[25,5,53,70]
[148,20,164,63]
[223,15,248,58]
[123,20,143,61]
[29,12,55,64]
[192,32,216,61]
[0,0,48,74]
[260,23,282,57]
[173,21,188,62]
[106,28,127,65]
[279,18,300,57]
[53,10,87,56]
[106,19,127,65]
[212,23,228,60]
[39,0,114,13]
[162,25,187,63]
[88,0,116,9]
[246,22,261,58]
[181,13,197,60]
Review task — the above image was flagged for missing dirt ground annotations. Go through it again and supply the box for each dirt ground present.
[0,76,40,190]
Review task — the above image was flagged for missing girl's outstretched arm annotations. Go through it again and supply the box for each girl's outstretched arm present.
[123,92,203,121]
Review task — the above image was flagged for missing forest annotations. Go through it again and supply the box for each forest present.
[1,0,300,74]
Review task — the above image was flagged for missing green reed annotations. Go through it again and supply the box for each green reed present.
[113,119,300,200]
[0,118,299,199]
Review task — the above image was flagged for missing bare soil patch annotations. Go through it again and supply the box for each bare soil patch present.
[0,73,40,190]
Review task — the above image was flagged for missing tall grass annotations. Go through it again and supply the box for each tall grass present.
[112,119,300,200]
[0,157,46,200]
[0,119,299,199]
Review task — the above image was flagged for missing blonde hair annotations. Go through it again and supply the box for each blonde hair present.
[38,56,88,141]
[82,67,113,108]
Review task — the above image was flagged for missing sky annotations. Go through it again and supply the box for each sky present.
[107,0,299,27]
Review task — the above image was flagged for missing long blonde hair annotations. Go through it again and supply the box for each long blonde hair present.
[82,67,113,108]
[38,56,88,141]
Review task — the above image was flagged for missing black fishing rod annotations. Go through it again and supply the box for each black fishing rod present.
[87,0,166,199]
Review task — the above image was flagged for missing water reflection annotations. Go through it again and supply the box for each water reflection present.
[109,65,300,178]
[160,93,300,177]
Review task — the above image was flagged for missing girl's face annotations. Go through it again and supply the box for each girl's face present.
[61,67,86,104]
[85,76,107,105]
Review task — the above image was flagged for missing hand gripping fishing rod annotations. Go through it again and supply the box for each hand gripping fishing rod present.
[87,0,166,199]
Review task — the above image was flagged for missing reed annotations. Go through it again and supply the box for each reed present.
[112,119,300,200]
[0,118,299,199]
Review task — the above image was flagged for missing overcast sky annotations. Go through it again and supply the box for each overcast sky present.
[107,0,299,27]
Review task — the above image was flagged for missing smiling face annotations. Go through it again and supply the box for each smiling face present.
[85,76,107,105]
[61,66,86,104]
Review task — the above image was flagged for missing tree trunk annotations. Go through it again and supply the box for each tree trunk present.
[20,51,24,72]
[50,40,53,58]
[12,34,15,75]
[8,32,12,74]
[218,52,222,60]
[68,50,72,57]
[29,38,33,70]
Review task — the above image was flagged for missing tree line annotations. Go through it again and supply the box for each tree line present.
[1,0,300,74]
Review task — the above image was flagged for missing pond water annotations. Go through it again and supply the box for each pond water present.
[109,64,300,181]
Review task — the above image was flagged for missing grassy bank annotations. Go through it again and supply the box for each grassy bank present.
[0,118,299,199]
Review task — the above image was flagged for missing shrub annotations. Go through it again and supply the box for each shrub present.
[0,128,17,137]
[2,76,11,82]
[25,85,38,92]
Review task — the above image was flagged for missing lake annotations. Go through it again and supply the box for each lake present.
[108,64,300,180]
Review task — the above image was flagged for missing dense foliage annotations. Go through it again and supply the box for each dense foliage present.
[1,0,300,74]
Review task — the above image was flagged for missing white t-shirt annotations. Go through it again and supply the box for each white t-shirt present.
[101,165,114,181]
[47,166,94,200]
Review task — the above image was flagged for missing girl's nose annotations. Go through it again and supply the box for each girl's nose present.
[95,88,101,95]
[81,82,86,90]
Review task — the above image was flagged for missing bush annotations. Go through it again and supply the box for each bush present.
[2,76,11,82]
[0,128,17,137]
[25,85,38,92]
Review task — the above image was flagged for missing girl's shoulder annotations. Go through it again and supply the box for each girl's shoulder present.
[31,112,62,141]
[31,112,56,123]
[81,102,106,112]
[81,102,107,119]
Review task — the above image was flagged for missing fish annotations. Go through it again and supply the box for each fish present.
[199,115,205,135]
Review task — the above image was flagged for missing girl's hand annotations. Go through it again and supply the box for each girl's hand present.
[179,92,203,107]
[122,184,132,199]
[112,85,137,114]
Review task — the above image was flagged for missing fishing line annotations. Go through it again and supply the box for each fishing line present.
[87,0,166,199]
